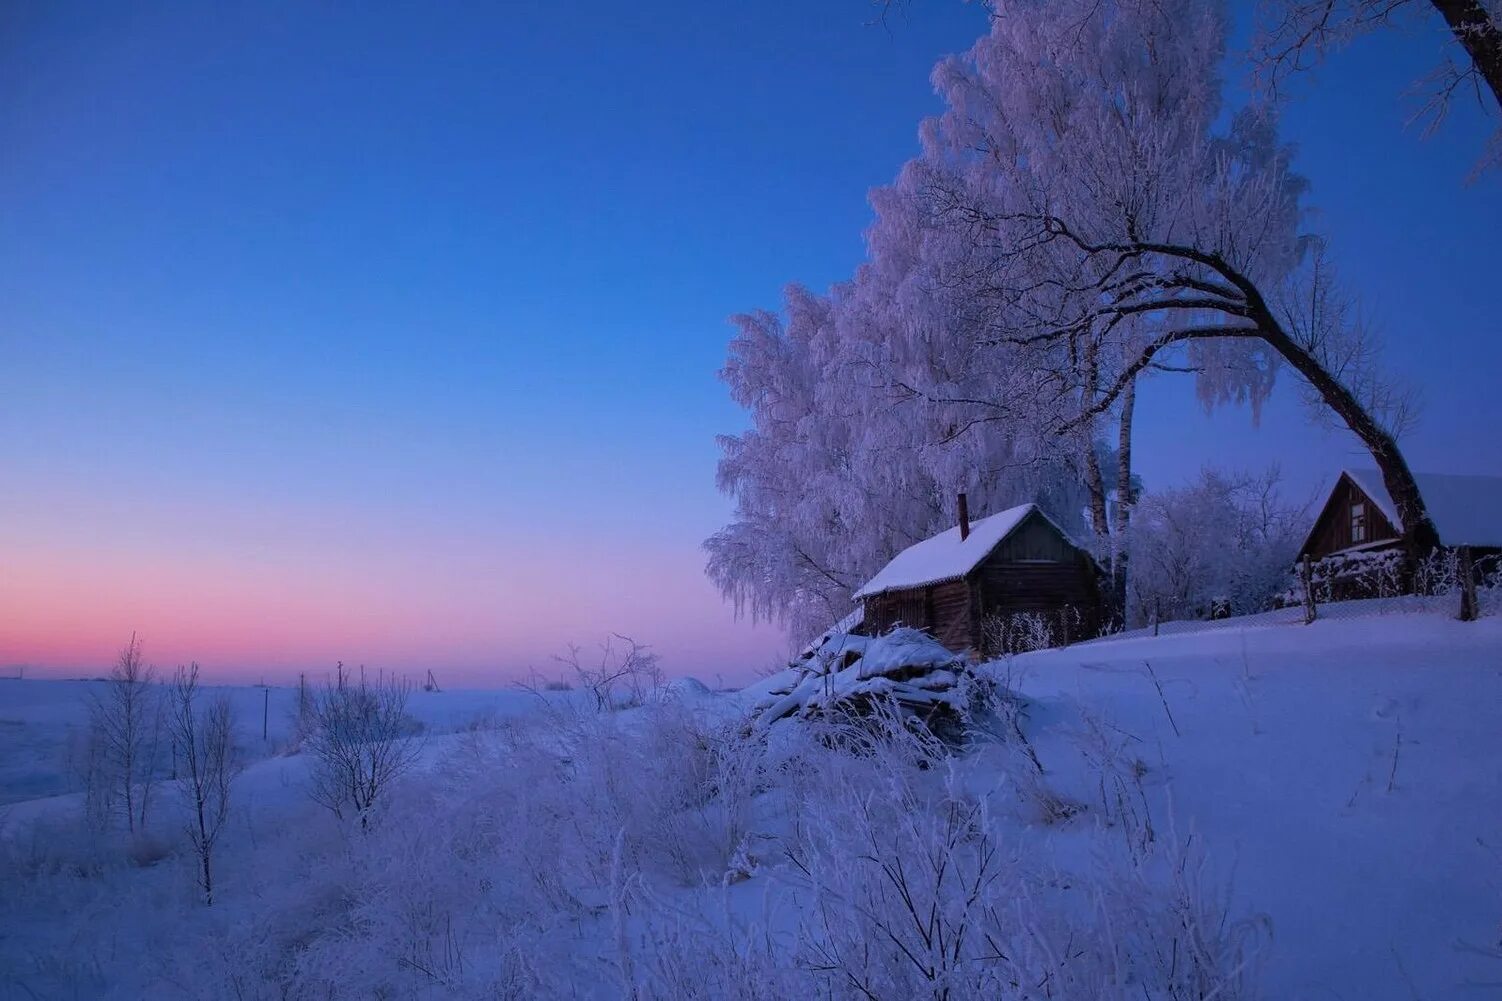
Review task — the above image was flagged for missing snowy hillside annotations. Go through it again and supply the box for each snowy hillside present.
[1001,611,1502,999]
[1,608,1499,999]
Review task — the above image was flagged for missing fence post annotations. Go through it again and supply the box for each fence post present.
[1458,546,1477,622]
[1302,555,1318,625]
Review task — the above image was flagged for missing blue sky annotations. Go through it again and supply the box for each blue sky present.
[1,1,1497,682]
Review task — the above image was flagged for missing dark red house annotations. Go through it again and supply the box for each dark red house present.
[854,501,1102,655]
[1298,469,1502,597]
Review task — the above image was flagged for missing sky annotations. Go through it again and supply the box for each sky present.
[1,1,1498,685]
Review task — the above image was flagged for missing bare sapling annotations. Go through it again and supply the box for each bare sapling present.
[306,673,423,827]
[84,633,163,833]
[557,634,662,711]
[167,663,237,905]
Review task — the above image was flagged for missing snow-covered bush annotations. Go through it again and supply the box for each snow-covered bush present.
[1480,561,1502,617]
[1303,547,1407,602]
[980,609,1058,654]
[1128,468,1305,626]
[769,701,1263,1000]
[1413,547,1461,597]
[552,633,663,710]
[1,663,1265,999]
[305,676,423,827]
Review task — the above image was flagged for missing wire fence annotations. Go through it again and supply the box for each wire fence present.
[1302,587,1498,623]
[1294,544,1496,625]
[1105,550,1498,646]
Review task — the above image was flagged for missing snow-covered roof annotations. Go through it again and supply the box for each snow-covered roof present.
[1345,468,1502,548]
[854,503,1074,600]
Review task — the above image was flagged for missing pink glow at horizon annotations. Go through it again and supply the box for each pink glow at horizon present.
[1,514,791,686]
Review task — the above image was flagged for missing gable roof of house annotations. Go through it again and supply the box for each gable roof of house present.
[854,503,1083,600]
[1342,468,1502,548]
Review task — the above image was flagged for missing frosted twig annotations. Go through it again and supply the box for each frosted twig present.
[1145,661,1181,738]
[1386,721,1403,795]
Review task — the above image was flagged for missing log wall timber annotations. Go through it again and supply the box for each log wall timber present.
[1301,473,1401,560]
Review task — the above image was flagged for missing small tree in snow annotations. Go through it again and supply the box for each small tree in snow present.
[306,675,422,827]
[167,663,237,905]
[557,634,662,711]
[84,633,165,833]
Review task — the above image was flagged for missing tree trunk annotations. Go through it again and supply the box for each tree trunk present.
[1430,0,1502,110]
[1082,334,1111,543]
[1255,322,1442,558]
[1084,446,1110,540]
[1113,376,1137,622]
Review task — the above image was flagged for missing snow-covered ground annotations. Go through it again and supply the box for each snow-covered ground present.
[1003,609,1502,999]
[1,607,1498,999]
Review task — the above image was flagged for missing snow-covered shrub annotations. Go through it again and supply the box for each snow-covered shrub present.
[980,609,1057,653]
[305,676,423,827]
[767,701,1263,999]
[1129,468,1305,626]
[1303,547,1407,602]
[1479,561,1502,617]
[554,634,662,710]
[1,663,1265,999]
[1413,547,1461,597]
[618,893,810,1000]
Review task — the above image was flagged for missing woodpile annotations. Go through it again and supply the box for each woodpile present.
[748,627,973,742]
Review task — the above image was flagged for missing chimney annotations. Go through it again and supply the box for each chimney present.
[957,492,970,541]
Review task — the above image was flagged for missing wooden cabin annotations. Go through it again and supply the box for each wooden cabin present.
[1298,469,1502,597]
[854,499,1102,655]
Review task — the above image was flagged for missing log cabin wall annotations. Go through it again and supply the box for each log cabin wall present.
[1303,475,1401,559]
[862,578,972,651]
[973,553,1101,645]
[860,510,1102,655]
[994,513,1080,562]
[928,579,972,651]
[975,511,1102,645]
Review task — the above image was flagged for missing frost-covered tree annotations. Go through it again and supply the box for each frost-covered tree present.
[707,282,1093,641]
[306,675,422,828]
[167,664,236,906]
[1253,0,1502,174]
[714,0,1438,641]
[886,0,1439,557]
[84,633,164,833]
[1127,468,1307,625]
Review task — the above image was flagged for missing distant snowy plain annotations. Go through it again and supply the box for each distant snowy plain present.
[1,603,1499,999]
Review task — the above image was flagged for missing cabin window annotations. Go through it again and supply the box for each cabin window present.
[1350,502,1366,544]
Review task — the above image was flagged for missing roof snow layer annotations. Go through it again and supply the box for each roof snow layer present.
[1346,468,1502,548]
[854,502,1046,600]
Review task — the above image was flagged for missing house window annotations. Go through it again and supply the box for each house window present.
[1350,503,1366,544]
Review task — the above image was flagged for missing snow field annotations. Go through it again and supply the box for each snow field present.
[0,607,1498,999]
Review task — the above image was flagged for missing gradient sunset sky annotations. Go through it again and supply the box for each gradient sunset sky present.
[2,2,1498,684]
